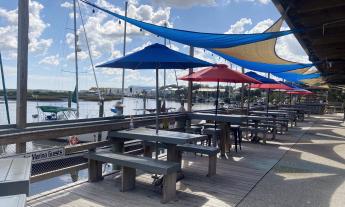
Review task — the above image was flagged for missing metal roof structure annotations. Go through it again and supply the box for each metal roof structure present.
[272,0,345,85]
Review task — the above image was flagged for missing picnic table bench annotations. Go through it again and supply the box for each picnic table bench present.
[0,194,26,207]
[0,157,31,197]
[85,151,180,203]
[176,144,219,177]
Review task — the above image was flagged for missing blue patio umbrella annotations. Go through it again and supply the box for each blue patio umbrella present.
[97,43,212,160]
[245,71,278,84]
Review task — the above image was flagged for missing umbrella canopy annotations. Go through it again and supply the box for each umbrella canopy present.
[178,64,261,83]
[245,72,293,90]
[279,81,305,91]
[286,90,313,95]
[250,83,293,90]
[97,43,212,69]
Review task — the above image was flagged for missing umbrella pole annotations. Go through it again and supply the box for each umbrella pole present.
[246,84,251,139]
[213,80,220,148]
[215,81,220,129]
[290,93,292,105]
[266,89,270,114]
[247,84,251,116]
[155,68,159,161]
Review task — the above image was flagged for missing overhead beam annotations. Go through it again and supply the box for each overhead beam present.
[295,0,345,14]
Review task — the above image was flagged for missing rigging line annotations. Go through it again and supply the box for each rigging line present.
[77,0,102,101]
[168,40,179,88]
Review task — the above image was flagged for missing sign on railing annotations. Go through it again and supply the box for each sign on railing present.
[27,147,65,164]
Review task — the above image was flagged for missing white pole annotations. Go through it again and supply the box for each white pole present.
[187,46,194,112]
[73,0,79,118]
[121,1,128,103]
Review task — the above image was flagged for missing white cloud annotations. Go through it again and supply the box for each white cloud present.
[276,34,310,63]
[234,0,271,5]
[225,18,252,34]
[66,51,89,61]
[0,0,52,59]
[152,0,216,8]
[39,55,60,66]
[63,0,172,62]
[61,1,73,9]
[246,18,273,33]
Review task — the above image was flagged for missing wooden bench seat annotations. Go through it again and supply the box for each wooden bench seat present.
[84,151,180,203]
[0,194,26,207]
[177,144,219,177]
[0,157,31,197]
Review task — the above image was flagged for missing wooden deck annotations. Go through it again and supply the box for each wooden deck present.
[27,120,313,207]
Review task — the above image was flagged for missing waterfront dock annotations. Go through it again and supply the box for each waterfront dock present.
[26,114,345,207]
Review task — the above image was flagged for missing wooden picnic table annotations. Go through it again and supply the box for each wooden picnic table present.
[280,107,305,120]
[109,128,207,163]
[187,112,271,155]
[0,157,31,197]
[0,194,26,207]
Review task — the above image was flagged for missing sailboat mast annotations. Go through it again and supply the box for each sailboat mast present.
[0,52,10,124]
[73,0,79,118]
[163,22,167,88]
[121,1,128,103]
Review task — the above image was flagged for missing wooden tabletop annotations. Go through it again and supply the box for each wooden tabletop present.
[0,194,26,207]
[188,112,247,124]
[188,112,270,123]
[0,157,31,196]
[110,128,207,145]
[250,111,288,116]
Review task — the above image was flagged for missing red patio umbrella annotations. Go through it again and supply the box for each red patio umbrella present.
[286,90,313,95]
[250,83,294,112]
[179,64,260,134]
[250,83,293,90]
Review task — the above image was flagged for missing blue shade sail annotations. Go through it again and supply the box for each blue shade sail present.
[273,72,321,83]
[212,50,314,73]
[96,43,213,69]
[81,0,296,49]
[245,72,278,84]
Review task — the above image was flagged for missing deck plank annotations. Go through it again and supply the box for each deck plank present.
[28,119,313,207]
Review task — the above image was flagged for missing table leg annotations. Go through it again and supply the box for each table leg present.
[272,116,277,140]
[166,144,184,181]
[220,122,229,158]
[253,120,259,143]
[112,140,124,170]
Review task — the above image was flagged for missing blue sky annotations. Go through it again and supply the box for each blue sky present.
[0,0,308,91]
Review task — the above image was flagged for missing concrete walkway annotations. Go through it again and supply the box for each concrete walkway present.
[238,113,345,207]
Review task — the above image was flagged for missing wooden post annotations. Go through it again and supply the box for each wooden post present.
[207,155,217,177]
[16,0,29,153]
[187,46,194,112]
[88,149,103,182]
[68,91,72,108]
[161,172,177,203]
[121,167,136,191]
